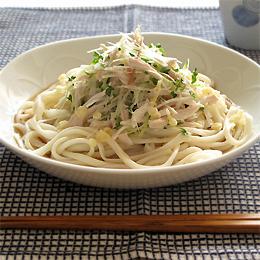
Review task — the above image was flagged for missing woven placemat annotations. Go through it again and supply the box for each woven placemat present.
[0,6,260,259]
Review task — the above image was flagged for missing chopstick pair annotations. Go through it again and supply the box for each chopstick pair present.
[1,214,260,233]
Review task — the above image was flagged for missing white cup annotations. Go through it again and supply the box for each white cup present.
[219,0,260,50]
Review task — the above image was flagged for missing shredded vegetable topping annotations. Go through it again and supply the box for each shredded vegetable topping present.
[14,28,253,169]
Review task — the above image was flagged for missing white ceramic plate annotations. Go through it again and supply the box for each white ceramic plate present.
[0,33,259,189]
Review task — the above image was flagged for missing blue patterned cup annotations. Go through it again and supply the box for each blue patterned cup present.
[219,0,260,49]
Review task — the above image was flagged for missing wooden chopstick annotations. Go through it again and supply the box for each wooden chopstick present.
[1,214,260,233]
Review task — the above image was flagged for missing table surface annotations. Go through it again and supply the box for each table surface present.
[0,5,259,260]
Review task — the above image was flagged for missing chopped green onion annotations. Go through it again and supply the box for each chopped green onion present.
[180,128,188,136]
[171,91,177,98]
[139,113,150,136]
[128,103,137,114]
[98,78,115,96]
[132,104,138,112]
[67,94,72,102]
[100,82,109,91]
[84,71,92,76]
[149,43,165,55]
[105,85,114,96]
[129,52,135,57]
[183,59,190,69]
[174,79,185,92]
[189,91,196,99]
[160,67,170,74]
[191,68,198,84]
[151,77,158,85]
[92,51,103,64]
[141,57,152,64]
[157,45,166,56]
[115,116,121,129]
[68,75,76,82]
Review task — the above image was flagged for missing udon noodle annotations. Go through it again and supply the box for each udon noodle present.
[14,28,253,169]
